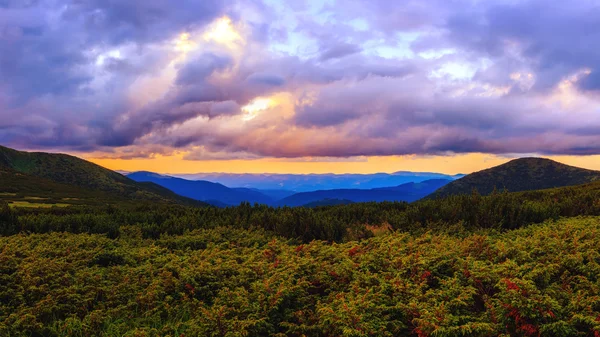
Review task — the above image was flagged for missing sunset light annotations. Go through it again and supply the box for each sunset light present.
[174,32,196,53]
[203,17,243,46]
[4,2,600,335]
[241,97,274,121]
[3,0,600,174]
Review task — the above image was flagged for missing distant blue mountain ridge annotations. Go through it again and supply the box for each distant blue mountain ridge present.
[275,179,452,207]
[170,171,464,192]
[127,171,458,207]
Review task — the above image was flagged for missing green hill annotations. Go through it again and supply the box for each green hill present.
[0,145,202,206]
[430,157,600,198]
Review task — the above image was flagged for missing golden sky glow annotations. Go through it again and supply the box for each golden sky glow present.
[86,153,600,175]
[241,97,275,121]
[175,32,197,53]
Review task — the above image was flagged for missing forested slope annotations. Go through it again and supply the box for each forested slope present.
[432,157,600,197]
[0,145,202,206]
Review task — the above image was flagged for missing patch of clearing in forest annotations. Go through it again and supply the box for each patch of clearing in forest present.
[8,201,71,208]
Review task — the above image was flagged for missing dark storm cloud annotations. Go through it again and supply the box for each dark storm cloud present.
[2,0,600,158]
[442,0,600,91]
[0,0,231,149]
[0,0,230,102]
[246,73,286,86]
[64,0,230,44]
[579,71,600,93]
[319,42,362,61]
[176,53,234,85]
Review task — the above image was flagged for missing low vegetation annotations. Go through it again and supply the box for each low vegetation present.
[2,217,600,336]
[4,153,600,335]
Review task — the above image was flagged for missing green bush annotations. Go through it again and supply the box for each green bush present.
[2,219,600,336]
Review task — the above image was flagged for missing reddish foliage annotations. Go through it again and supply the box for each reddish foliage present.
[519,323,538,336]
[295,244,304,253]
[486,303,498,324]
[503,303,539,337]
[502,279,520,291]
[420,271,431,281]
[263,249,273,258]
[184,283,195,293]
[348,246,360,257]
[413,327,428,337]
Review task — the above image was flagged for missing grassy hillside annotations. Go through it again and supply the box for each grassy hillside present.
[0,146,202,206]
[431,157,600,197]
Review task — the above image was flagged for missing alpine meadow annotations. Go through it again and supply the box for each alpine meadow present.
[3,0,600,336]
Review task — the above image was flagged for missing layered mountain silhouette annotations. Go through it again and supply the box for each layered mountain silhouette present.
[431,158,600,197]
[176,172,464,191]
[6,145,597,208]
[0,145,201,206]
[277,179,452,207]
[128,171,452,206]
[127,171,275,206]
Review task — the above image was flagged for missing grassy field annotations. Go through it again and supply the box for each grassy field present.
[8,201,71,208]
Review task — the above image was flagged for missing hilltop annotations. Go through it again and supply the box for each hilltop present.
[0,145,201,206]
[431,157,600,197]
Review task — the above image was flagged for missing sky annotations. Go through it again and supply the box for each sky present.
[1,0,600,174]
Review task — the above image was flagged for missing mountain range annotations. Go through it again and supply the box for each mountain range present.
[3,145,600,208]
[127,171,453,206]
[276,179,452,207]
[173,172,464,192]
[127,171,275,206]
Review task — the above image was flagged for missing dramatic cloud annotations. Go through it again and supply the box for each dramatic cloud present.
[1,0,600,160]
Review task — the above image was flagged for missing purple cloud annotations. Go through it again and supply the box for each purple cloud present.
[319,42,362,61]
[1,0,600,159]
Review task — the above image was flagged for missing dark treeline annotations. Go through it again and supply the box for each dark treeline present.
[0,201,407,242]
[3,180,600,241]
